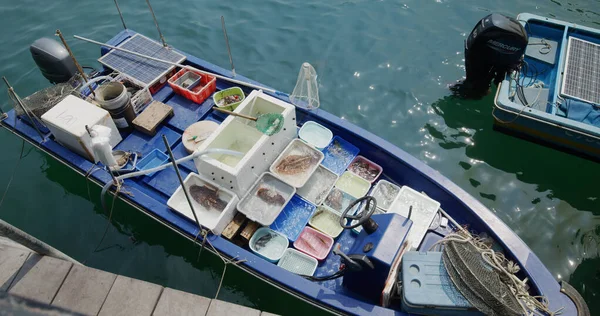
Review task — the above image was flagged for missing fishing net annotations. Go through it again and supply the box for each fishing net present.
[289,62,320,110]
[13,74,83,118]
[256,113,284,136]
[432,229,561,316]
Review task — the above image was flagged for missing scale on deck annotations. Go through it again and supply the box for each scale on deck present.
[561,37,600,105]
[98,34,186,87]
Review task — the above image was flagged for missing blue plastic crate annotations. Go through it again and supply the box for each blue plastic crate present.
[270,195,316,242]
[135,148,169,177]
[321,136,359,175]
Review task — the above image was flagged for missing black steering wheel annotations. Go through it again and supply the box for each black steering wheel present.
[340,196,378,229]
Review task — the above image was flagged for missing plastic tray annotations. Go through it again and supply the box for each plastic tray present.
[296,165,338,205]
[277,248,318,276]
[270,139,324,188]
[166,173,238,235]
[237,172,296,225]
[389,186,441,249]
[347,155,382,183]
[335,171,371,198]
[135,149,168,176]
[249,227,289,263]
[270,195,316,242]
[213,86,245,111]
[370,180,400,211]
[168,68,216,104]
[308,206,343,238]
[298,121,333,149]
[294,226,334,261]
[323,187,358,214]
[321,136,360,175]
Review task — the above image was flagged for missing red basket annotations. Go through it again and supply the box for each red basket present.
[168,68,216,104]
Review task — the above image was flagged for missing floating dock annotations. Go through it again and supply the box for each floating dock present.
[0,237,278,316]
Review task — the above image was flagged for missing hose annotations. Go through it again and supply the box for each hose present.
[79,75,113,94]
[100,148,243,211]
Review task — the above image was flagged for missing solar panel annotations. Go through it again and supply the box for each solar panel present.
[98,34,186,86]
[561,37,600,105]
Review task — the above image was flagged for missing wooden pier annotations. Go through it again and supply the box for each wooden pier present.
[0,237,278,316]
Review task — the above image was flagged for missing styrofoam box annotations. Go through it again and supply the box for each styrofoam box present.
[41,95,122,162]
[389,186,441,250]
[167,173,238,235]
[194,90,297,197]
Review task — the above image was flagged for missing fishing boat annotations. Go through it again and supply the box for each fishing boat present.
[463,13,600,161]
[0,10,589,316]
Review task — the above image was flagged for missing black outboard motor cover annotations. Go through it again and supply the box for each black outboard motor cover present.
[461,13,527,97]
[30,38,77,84]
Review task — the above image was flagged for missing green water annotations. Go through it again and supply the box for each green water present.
[1,0,599,314]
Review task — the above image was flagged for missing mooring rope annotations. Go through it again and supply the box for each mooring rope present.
[0,140,25,210]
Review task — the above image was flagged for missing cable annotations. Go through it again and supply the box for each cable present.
[0,140,25,210]
[83,184,121,264]
[303,267,346,282]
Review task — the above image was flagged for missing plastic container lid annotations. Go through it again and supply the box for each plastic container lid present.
[335,171,371,198]
[309,206,344,238]
[294,226,334,261]
[347,155,383,183]
[182,120,220,154]
[249,227,289,263]
[278,248,318,276]
[298,121,333,149]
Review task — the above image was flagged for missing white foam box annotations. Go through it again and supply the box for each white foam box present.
[41,95,122,162]
[194,90,297,197]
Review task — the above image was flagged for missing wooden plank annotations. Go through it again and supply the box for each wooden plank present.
[0,236,31,252]
[240,221,259,242]
[206,299,261,316]
[152,288,211,316]
[222,213,247,240]
[51,265,117,316]
[0,246,30,292]
[98,275,163,316]
[8,254,72,304]
[132,101,173,135]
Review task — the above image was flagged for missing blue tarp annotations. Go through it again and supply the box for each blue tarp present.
[559,99,600,127]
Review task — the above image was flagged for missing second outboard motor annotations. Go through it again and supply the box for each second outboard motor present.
[456,13,527,98]
[30,38,77,84]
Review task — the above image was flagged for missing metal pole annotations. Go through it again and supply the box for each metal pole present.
[0,218,81,265]
[55,29,95,97]
[221,16,236,77]
[113,0,127,29]
[2,77,45,140]
[162,135,202,231]
[73,35,277,94]
[145,0,167,47]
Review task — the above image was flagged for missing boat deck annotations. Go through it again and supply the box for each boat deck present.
[0,237,277,316]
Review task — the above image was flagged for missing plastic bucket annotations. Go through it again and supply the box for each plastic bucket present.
[95,82,136,131]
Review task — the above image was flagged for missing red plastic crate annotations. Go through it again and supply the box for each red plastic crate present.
[168,68,216,104]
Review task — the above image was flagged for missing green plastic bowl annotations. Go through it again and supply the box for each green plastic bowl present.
[213,86,245,111]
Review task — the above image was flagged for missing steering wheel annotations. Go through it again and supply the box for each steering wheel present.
[340,196,378,229]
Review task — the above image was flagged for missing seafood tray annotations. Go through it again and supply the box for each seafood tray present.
[249,227,289,262]
[167,173,238,235]
[335,171,371,198]
[296,165,338,205]
[347,155,382,183]
[323,187,359,214]
[237,172,296,225]
[298,121,333,149]
[389,186,441,249]
[270,139,324,188]
[277,248,318,276]
[321,136,360,175]
[270,195,316,241]
[294,226,334,261]
[370,180,400,211]
[135,149,168,177]
[195,90,297,197]
[213,86,245,111]
[309,206,344,238]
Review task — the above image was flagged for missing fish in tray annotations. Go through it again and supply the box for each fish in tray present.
[256,186,286,205]
[189,184,228,210]
[254,233,275,250]
[275,153,320,175]
[348,160,379,181]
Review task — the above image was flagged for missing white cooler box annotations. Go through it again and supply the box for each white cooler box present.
[41,95,122,162]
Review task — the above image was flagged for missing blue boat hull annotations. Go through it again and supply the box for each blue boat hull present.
[0,29,579,315]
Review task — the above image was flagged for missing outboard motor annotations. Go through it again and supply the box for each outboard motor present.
[30,38,77,84]
[455,13,527,98]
